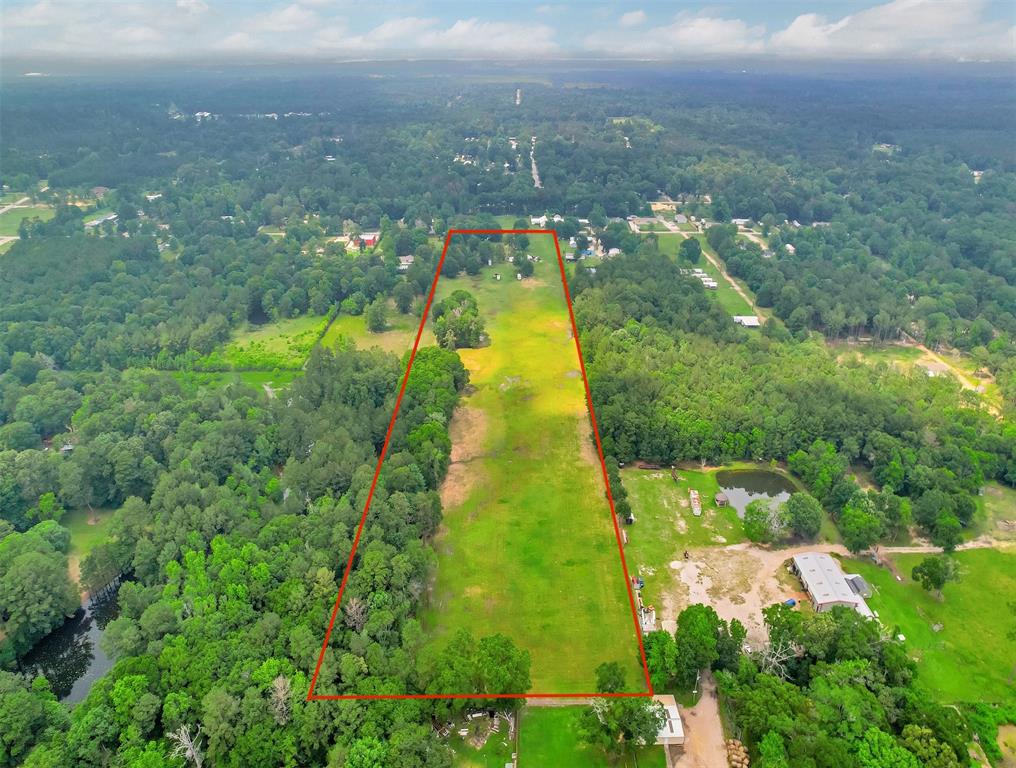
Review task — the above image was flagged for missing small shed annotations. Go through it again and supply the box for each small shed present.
[715,492,729,507]
[653,695,685,747]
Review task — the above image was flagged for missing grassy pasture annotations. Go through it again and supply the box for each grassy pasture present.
[420,233,646,693]
[206,314,327,370]
[319,303,433,355]
[0,205,53,236]
[63,507,115,561]
[844,549,1016,703]
[519,707,666,767]
[974,482,1016,542]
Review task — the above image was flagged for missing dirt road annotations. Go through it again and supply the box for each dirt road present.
[654,216,762,319]
[674,672,727,768]
[0,196,30,215]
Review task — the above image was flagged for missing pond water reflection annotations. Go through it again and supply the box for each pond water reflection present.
[715,469,796,518]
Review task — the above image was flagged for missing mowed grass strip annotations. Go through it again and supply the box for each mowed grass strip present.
[519,707,666,767]
[421,234,646,692]
[843,549,1016,703]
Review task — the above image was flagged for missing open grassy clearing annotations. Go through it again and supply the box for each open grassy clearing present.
[204,314,327,369]
[692,235,758,316]
[449,727,513,768]
[622,464,838,615]
[62,506,116,593]
[519,707,666,767]
[973,482,1016,542]
[319,302,433,355]
[843,549,1016,703]
[655,233,754,316]
[623,467,746,608]
[63,507,115,561]
[0,205,53,236]
[834,342,1003,412]
[169,369,303,393]
[421,234,646,693]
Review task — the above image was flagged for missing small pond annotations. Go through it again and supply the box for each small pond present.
[715,469,796,518]
[19,591,120,704]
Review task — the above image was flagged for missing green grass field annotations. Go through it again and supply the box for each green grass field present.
[169,369,303,393]
[319,302,433,355]
[0,240,16,255]
[206,314,327,369]
[421,233,646,693]
[0,205,53,236]
[63,507,115,561]
[449,728,513,768]
[975,483,1016,542]
[519,707,665,767]
[656,233,754,316]
[843,549,1016,703]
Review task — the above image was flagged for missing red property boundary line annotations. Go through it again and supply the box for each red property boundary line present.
[306,229,654,701]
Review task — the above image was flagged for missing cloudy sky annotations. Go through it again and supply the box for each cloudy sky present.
[2,0,1014,62]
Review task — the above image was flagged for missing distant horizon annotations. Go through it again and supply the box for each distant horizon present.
[2,0,1014,66]
[2,54,1015,82]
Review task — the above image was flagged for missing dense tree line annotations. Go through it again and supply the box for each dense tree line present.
[572,261,1014,548]
[718,603,970,768]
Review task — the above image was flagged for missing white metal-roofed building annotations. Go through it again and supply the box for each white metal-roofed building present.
[653,694,685,748]
[792,552,874,618]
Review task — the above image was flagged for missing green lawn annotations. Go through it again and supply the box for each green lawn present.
[623,467,746,609]
[519,707,666,767]
[656,234,754,316]
[204,314,328,369]
[0,205,53,236]
[319,302,433,355]
[421,234,646,693]
[973,482,1016,542]
[449,726,514,768]
[0,240,16,256]
[843,549,1016,703]
[62,507,115,561]
[692,235,756,316]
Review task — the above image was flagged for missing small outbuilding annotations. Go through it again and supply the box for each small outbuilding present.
[653,695,685,748]
[715,492,729,507]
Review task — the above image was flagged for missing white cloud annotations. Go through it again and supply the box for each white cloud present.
[4,0,62,28]
[418,18,557,54]
[620,10,646,28]
[586,12,765,56]
[770,0,1015,59]
[315,15,557,56]
[214,31,257,51]
[244,4,320,34]
[176,0,208,16]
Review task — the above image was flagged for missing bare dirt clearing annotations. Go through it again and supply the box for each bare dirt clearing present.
[674,672,727,768]
[440,405,488,508]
